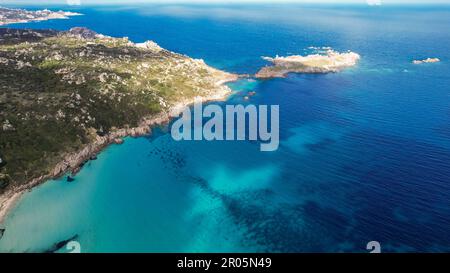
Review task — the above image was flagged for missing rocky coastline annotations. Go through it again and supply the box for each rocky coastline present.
[0,6,82,26]
[0,73,237,225]
[0,23,241,226]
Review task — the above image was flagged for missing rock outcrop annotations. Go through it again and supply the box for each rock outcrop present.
[66,27,98,39]
[413,58,440,64]
[256,50,360,78]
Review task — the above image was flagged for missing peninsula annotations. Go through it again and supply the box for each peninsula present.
[0,27,237,223]
[255,50,360,78]
[0,7,81,26]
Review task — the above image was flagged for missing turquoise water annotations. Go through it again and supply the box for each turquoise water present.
[1,4,450,252]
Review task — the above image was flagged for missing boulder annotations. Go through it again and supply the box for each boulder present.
[67,27,97,39]
[0,155,6,168]
[113,138,124,145]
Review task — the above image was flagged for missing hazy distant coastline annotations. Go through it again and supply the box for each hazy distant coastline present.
[0,6,82,26]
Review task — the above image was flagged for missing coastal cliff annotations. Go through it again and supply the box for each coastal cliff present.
[0,27,237,222]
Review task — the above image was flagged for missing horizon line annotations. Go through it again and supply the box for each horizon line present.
[2,0,450,6]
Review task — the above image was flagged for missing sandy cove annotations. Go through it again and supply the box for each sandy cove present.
[0,74,238,225]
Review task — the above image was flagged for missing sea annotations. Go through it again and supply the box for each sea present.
[1,3,450,252]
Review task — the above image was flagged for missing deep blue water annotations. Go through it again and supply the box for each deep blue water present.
[1,4,450,252]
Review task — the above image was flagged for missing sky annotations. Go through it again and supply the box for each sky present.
[1,0,450,5]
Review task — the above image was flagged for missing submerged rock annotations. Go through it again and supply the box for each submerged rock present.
[45,234,78,253]
[79,160,87,168]
[0,228,5,240]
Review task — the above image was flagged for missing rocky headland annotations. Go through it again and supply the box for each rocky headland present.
[0,6,81,26]
[0,27,237,223]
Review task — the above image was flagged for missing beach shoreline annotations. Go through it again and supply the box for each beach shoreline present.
[0,74,238,225]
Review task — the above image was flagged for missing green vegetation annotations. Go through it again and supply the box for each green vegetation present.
[0,28,233,189]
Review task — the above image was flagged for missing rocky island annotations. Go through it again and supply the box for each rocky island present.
[412,57,440,64]
[255,50,360,78]
[0,27,237,222]
[0,6,81,26]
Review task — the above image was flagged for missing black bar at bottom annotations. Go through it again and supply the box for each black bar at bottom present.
[0,253,446,272]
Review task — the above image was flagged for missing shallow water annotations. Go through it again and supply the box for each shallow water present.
[1,4,450,252]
